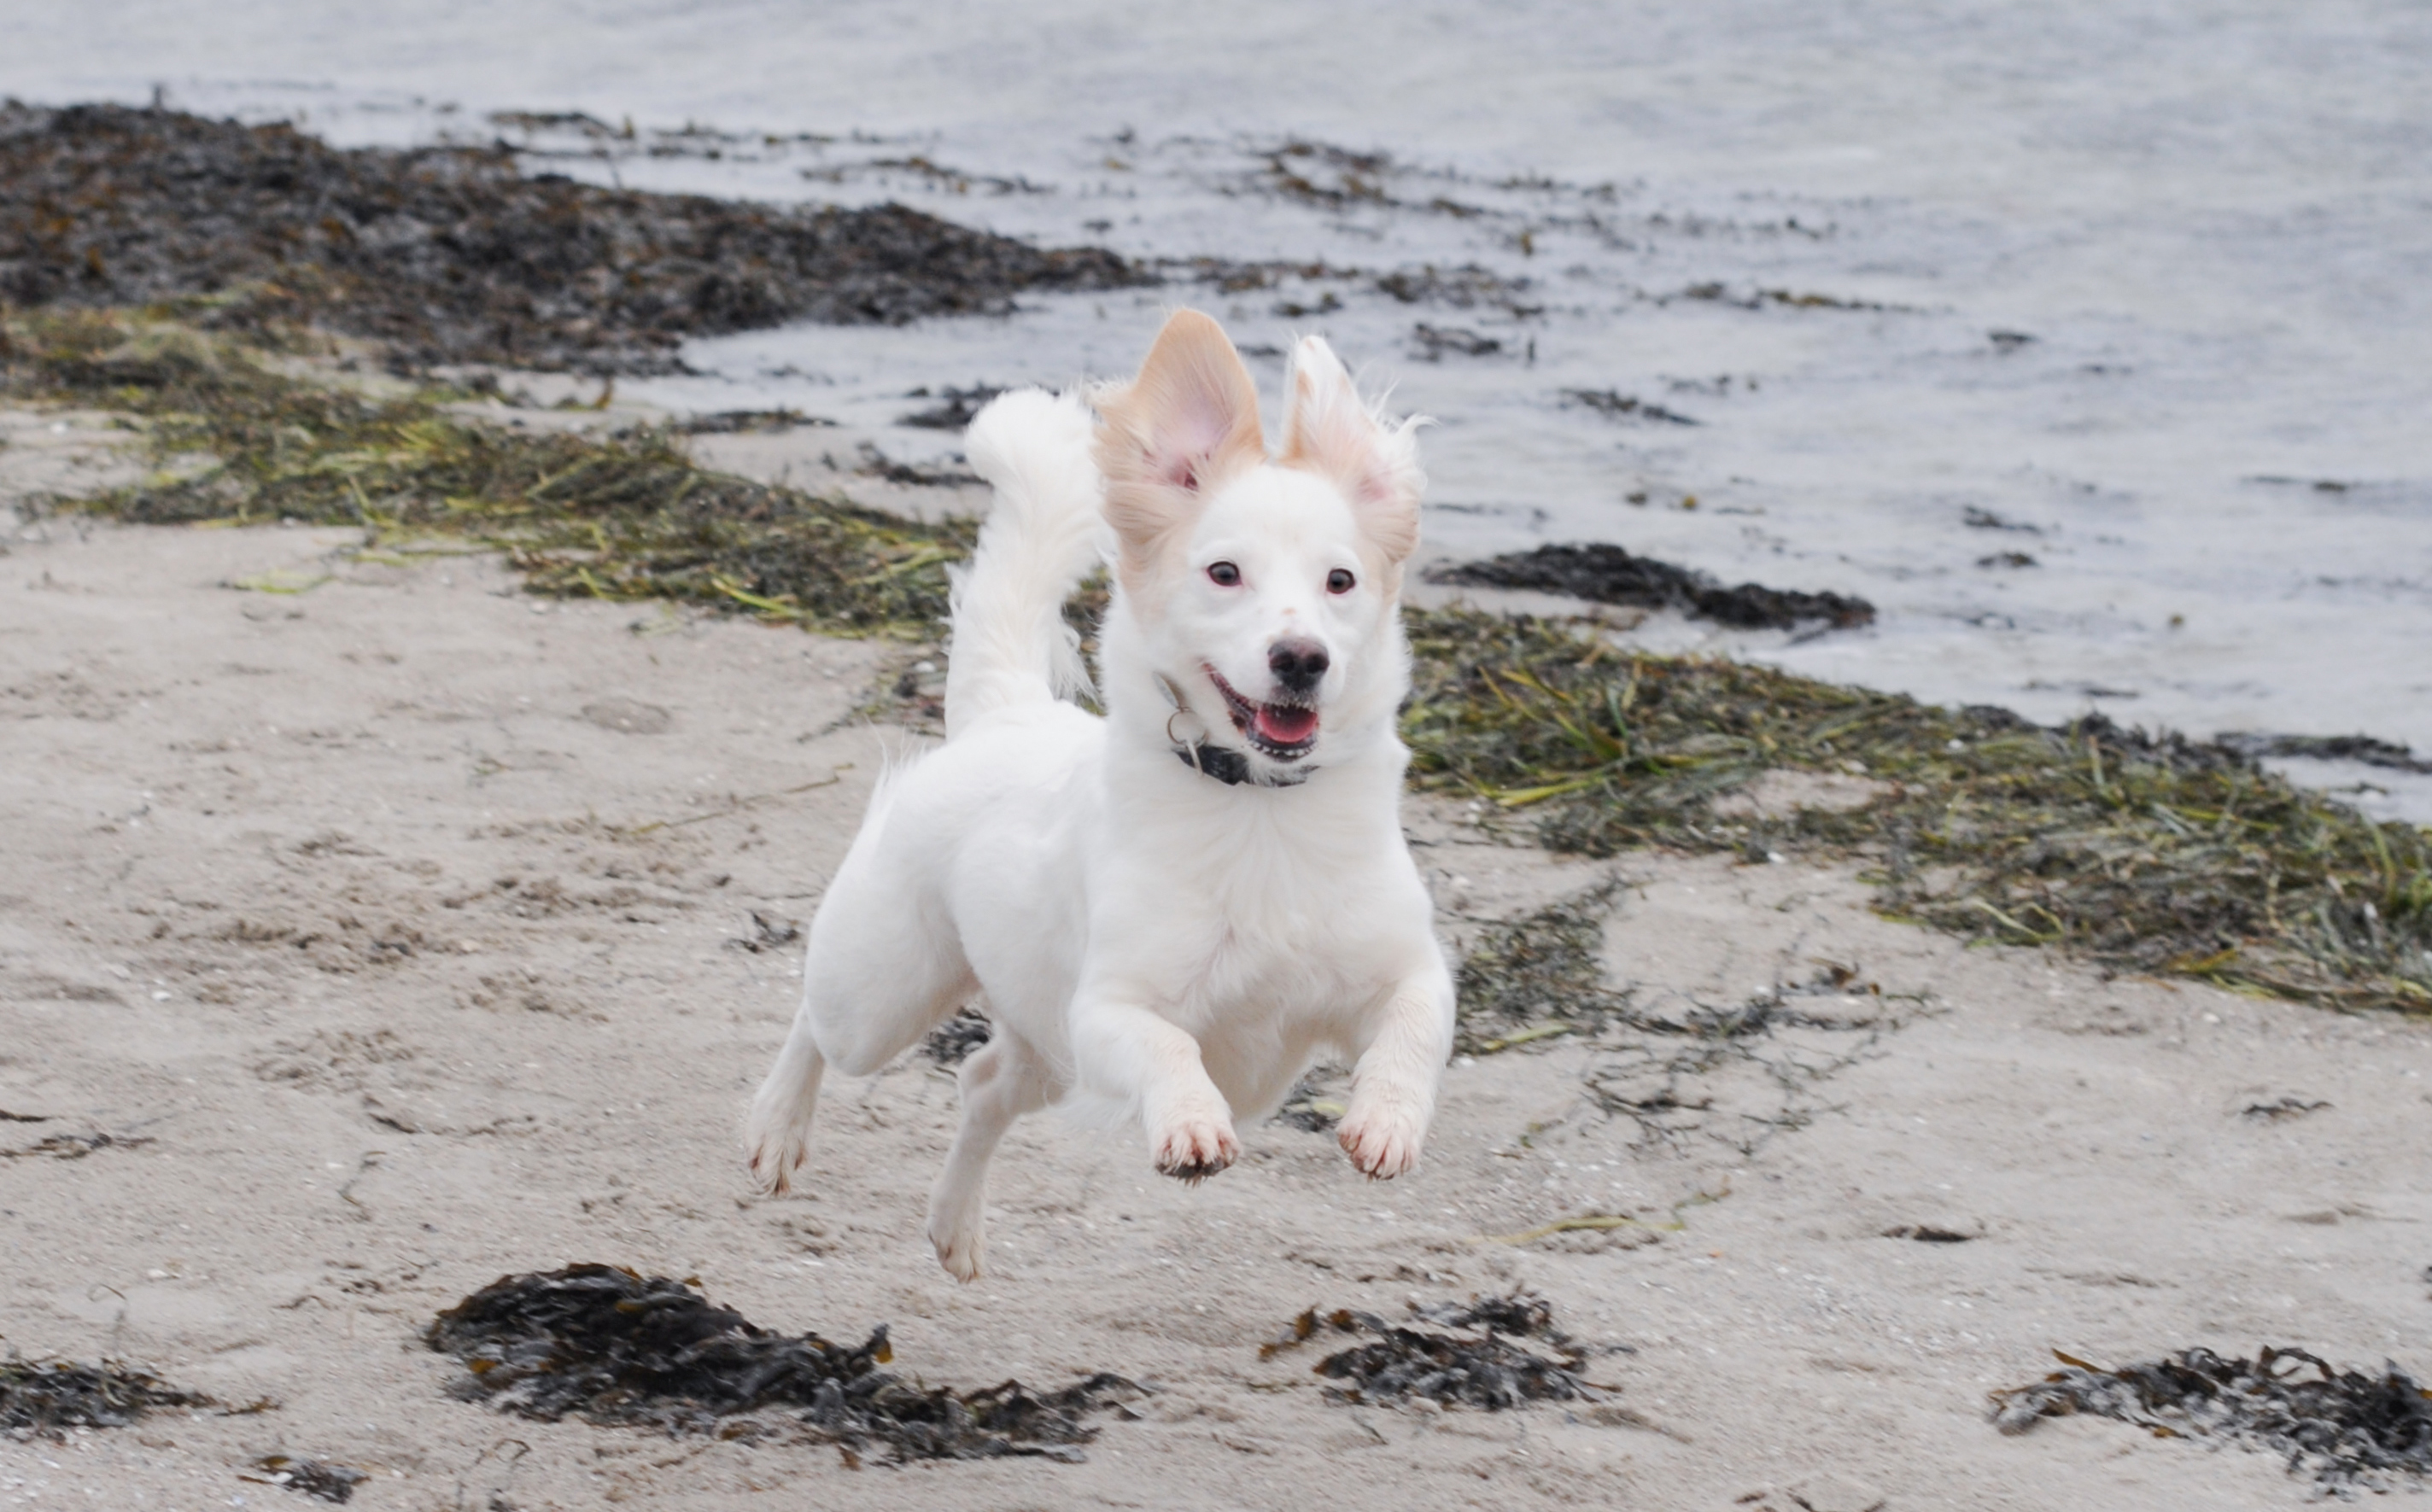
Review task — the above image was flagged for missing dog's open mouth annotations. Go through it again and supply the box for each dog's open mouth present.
[1206,668,1319,761]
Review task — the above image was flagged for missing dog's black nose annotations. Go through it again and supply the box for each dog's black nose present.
[1267,637,1330,695]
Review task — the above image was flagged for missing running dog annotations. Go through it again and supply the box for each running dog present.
[744,308,1454,1280]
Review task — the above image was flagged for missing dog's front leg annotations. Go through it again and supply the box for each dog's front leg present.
[1338,965,1456,1180]
[1071,994,1238,1182]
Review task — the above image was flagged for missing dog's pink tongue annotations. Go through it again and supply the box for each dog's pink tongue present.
[1256,703,1318,744]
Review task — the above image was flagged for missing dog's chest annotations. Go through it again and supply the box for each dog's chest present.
[1163,857,1400,1024]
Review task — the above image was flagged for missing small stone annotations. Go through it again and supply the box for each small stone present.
[582,698,672,734]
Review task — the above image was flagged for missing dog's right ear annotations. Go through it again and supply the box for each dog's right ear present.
[1094,309,1266,578]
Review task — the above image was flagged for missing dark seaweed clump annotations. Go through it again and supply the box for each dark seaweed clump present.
[248,1456,368,1504]
[922,1007,993,1065]
[1560,387,1700,426]
[1992,1347,2432,1492]
[1429,541,1875,630]
[1403,608,2432,1011]
[672,408,831,435]
[897,385,1006,430]
[1,1358,208,1439]
[427,1264,1137,1462]
[0,102,1144,372]
[1271,1071,1348,1132]
[2219,733,2432,776]
[1262,1295,1598,1410]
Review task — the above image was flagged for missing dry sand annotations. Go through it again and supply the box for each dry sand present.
[5,490,2432,1509]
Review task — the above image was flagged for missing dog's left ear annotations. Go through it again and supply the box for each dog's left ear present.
[1095,308,1267,580]
[1281,336,1425,563]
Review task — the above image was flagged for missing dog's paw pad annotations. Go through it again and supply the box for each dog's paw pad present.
[1152,1118,1239,1183]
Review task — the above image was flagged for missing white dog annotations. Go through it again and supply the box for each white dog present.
[744,308,1455,1281]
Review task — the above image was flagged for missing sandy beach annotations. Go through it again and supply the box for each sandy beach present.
[5,443,2432,1507]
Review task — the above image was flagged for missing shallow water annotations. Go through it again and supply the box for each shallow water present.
[11,2,2429,814]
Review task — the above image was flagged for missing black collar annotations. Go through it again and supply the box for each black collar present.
[1174,740,1312,787]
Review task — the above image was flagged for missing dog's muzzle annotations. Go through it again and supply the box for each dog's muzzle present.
[1154,673,1313,789]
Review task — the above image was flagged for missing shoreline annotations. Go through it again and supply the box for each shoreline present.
[5,302,2423,1016]
[7,96,2426,813]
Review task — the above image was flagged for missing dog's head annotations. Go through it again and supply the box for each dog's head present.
[1094,309,1425,781]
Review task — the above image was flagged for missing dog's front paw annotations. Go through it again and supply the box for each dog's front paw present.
[927,1211,986,1283]
[1150,1110,1239,1183]
[743,1120,811,1197]
[1337,1101,1425,1181]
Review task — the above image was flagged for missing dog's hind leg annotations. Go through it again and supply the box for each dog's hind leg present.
[743,1026,826,1196]
[926,1030,1050,1281]
[744,847,976,1194]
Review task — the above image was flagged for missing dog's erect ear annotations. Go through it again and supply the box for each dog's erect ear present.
[1281,335,1424,563]
[1094,309,1266,576]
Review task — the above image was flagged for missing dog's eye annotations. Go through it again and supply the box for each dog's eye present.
[1207,561,1242,587]
[1326,568,1356,594]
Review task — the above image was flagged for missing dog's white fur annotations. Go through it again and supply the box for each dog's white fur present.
[744,309,1455,1281]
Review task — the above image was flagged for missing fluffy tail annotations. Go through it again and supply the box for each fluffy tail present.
[944,388,1106,739]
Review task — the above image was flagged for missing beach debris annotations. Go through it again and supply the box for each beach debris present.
[897,386,1007,430]
[728,911,801,954]
[2242,1096,2331,1122]
[1402,606,2432,1013]
[1260,139,1395,209]
[0,1129,152,1160]
[244,1456,368,1504]
[2218,733,2432,776]
[672,409,831,435]
[1735,1474,1889,1512]
[1559,388,1701,426]
[1,309,974,637]
[853,441,984,488]
[0,102,1144,373]
[1677,283,1910,313]
[1427,543,1875,630]
[1412,324,1501,360]
[427,1264,1138,1461]
[922,1007,992,1065]
[1991,1346,2432,1492]
[2248,475,2367,495]
[1881,1224,1974,1243]
[1272,1070,1348,1132]
[1373,262,1541,315]
[1,1359,209,1439]
[1453,879,1630,1054]
[1451,880,1905,1152]
[1578,972,1903,1154]
[1260,1294,1602,1409]
[1476,1182,1730,1252]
